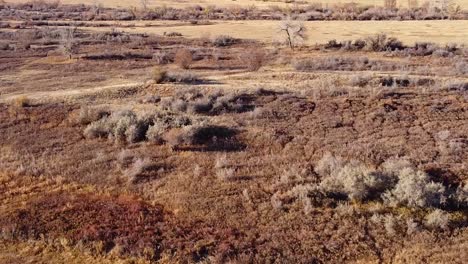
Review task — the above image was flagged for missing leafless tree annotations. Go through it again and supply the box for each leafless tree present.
[60,27,77,59]
[278,18,307,50]
[384,0,397,10]
[140,0,149,11]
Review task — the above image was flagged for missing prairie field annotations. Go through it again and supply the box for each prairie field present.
[1,1,468,263]
[82,19,468,45]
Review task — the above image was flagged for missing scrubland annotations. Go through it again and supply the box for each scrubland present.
[1,1,468,263]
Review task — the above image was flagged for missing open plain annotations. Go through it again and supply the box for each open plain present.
[0,0,467,263]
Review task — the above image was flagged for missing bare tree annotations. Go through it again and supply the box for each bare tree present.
[408,0,418,9]
[384,0,397,9]
[60,27,76,59]
[140,0,149,11]
[278,18,307,50]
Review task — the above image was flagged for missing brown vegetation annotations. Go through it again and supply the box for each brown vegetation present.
[0,6,467,263]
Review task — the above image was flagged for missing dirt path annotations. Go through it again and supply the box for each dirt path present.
[0,82,144,103]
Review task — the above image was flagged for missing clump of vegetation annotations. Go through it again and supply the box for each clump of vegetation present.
[11,95,31,108]
[382,168,446,208]
[164,123,239,150]
[314,155,456,209]
[212,35,238,47]
[83,109,192,144]
[151,67,200,84]
[240,48,267,72]
[174,48,193,69]
[160,88,255,115]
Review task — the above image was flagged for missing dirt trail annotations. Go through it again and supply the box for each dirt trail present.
[0,82,143,103]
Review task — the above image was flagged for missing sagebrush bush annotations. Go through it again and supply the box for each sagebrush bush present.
[319,162,392,201]
[382,168,446,208]
[162,88,253,115]
[152,67,167,84]
[124,158,153,184]
[174,48,192,69]
[146,124,167,144]
[240,48,266,72]
[84,109,193,144]
[12,95,31,108]
[425,209,450,229]
[349,74,372,87]
[212,35,238,47]
[77,106,110,125]
[314,152,345,176]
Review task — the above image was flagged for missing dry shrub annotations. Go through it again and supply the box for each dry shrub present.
[152,67,167,83]
[174,48,193,69]
[161,88,254,115]
[83,110,193,144]
[212,35,238,47]
[319,161,392,201]
[12,95,31,108]
[76,106,110,125]
[382,168,446,208]
[425,209,450,229]
[124,158,154,184]
[240,48,266,72]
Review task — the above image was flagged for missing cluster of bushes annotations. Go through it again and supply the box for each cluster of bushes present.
[152,68,201,84]
[294,56,401,72]
[2,2,466,21]
[80,105,241,149]
[324,34,466,57]
[81,108,192,144]
[159,88,255,115]
[314,154,468,209]
[271,154,467,231]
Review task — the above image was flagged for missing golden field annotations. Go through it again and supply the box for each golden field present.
[82,19,468,45]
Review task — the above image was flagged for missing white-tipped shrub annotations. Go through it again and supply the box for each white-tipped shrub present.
[314,152,345,176]
[425,209,450,229]
[382,168,446,208]
[320,162,392,201]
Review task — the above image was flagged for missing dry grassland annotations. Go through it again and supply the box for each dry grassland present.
[7,0,468,9]
[82,19,468,45]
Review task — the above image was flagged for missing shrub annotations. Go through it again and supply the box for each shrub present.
[241,48,266,72]
[174,48,192,69]
[12,95,31,108]
[162,89,253,115]
[216,168,235,181]
[124,158,153,184]
[212,35,238,47]
[456,183,468,206]
[382,168,446,208]
[165,71,200,83]
[146,124,166,144]
[425,209,450,229]
[349,74,372,87]
[152,50,173,64]
[152,67,167,83]
[314,152,345,176]
[77,106,110,125]
[319,162,392,201]
[84,110,193,144]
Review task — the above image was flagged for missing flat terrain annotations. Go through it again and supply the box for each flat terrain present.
[82,20,468,45]
[0,1,467,263]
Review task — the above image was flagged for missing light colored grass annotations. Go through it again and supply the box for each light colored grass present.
[83,20,468,45]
